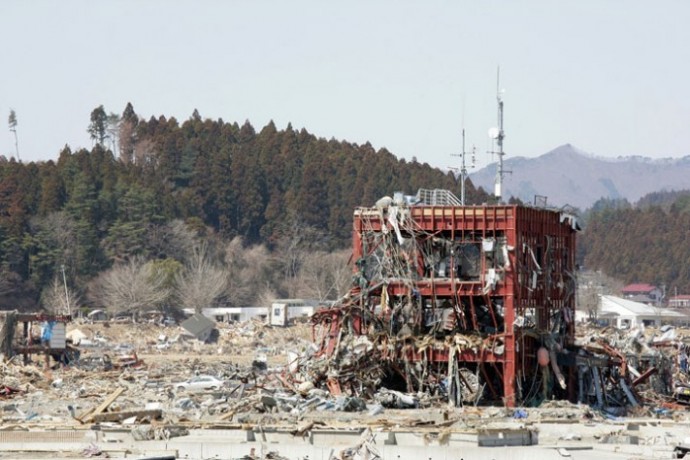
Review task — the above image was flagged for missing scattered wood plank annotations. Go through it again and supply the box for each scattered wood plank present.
[77,387,125,423]
[219,410,235,421]
[92,409,162,423]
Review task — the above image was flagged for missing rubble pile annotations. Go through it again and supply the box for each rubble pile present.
[4,199,690,457]
[0,317,690,460]
[1,318,689,432]
[575,323,690,414]
[3,197,686,434]
[304,301,505,406]
[0,319,303,428]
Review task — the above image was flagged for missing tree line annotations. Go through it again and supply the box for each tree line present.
[0,104,488,313]
[579,192,690,295]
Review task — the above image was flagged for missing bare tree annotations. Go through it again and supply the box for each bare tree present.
[224,237,277,306]
[224,237,253,306]
[296,249,352,301]
[273,216,330,297]
[89,258,170,315]
[41,276,81,315]
[256,284,279,309]
[133,138,158,167]
[147,219,198,261]
[577,269,624,321]
[118,117,136,163]
[176,244,228,312]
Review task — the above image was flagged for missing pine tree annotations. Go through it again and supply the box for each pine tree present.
[88,105,109,146]
[103,184,161,261]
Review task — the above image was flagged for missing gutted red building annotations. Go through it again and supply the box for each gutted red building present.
[313,190,580,406]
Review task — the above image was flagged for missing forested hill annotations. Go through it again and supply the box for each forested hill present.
[579,193,690,293]
[0,104,488,309]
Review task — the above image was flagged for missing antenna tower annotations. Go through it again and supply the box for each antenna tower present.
[488,68,510,201]
[451,128,475,206]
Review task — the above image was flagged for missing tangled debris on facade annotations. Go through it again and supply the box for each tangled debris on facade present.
[307,189,580,407]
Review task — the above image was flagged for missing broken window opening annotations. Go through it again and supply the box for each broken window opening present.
[456,242,481,281]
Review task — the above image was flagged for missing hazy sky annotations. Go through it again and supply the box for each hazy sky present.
[1,1,689,170]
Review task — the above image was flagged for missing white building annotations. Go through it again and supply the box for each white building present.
[187,307,268,323]
[184,301,318,326]
[181,307,269,323]
[598,295,687,328]
[668,295,690,308]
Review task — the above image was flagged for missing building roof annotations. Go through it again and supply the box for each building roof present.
[627,294,656,304]
[600,295,686,319]
[621,283,657,293]
[180,313,215,337]
[271,299,320,306]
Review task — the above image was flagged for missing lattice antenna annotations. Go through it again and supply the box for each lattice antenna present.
[449,100,475,206]
[450,124,476,205]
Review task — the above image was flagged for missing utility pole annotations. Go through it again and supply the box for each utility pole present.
[61,264,71,316]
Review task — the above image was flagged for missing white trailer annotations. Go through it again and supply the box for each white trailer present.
[269,299,317,327]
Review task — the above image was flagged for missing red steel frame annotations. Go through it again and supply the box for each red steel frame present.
[348,204,577,406]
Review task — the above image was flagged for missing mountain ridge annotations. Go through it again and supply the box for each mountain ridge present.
[469,144,690,209]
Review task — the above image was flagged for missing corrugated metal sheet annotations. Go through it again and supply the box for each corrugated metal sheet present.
[49,322,66,348]
[0,430,86,442]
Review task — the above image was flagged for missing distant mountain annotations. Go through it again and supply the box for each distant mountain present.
[469,144,690,210]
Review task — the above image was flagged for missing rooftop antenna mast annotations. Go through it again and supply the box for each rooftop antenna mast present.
[451,106,475,205]
[488,67,510,201]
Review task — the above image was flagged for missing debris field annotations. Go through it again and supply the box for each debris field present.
[3,192,690,459]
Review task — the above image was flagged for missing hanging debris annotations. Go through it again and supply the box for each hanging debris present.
[308,190,580,407]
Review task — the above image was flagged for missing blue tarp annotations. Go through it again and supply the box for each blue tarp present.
[41,321,56,343]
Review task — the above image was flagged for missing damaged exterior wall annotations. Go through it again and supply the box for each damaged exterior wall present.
[312,193,579,407]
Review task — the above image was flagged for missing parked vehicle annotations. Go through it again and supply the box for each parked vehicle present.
[162,316,177,327]
[115,351,141,368]
[112,343,134,353]
[174,375,224,391]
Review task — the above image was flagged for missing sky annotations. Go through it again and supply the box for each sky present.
[1,1,689,170]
